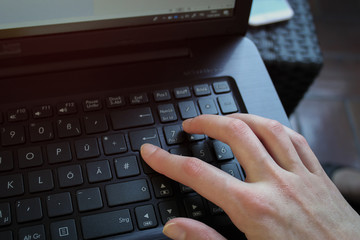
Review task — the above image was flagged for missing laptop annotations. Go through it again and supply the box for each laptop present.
[0,1,289,239]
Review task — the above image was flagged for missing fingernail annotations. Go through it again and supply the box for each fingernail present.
[163,222,186,240]
[182,118,193,129]
[140,143,158,159]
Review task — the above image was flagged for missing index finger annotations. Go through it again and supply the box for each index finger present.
[141,143,247,214]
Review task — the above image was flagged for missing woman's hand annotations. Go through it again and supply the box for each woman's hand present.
[141,114,360,240]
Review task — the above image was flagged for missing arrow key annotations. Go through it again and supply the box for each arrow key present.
[151,176,173,198]
[135,205,157,230]
[158,201,180,224]
[184,196,205,219]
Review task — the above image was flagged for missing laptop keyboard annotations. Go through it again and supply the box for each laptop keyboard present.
[0,77,246,240]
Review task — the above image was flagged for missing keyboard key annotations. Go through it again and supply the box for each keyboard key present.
[158,104,177,123]
[1,125,25,146]
[179,183,194,193]
[29,122,54,142]
[218,95,238,114]
[130,93,149,105]
[169,147,191,156]
[106,95,125,108]
[0,174,24,198]
[16,198,42,223]
[0,231,13,240]
[58,165,83,188]
[0,202,11,226]
[208,201,225,215]
[111,107,154,130]
[153,89,171,102]
[81,209,133,239]
[135,205,158,230]
[33,105,53,119]
[46,192,73,217]
[76,187,103,212]
[188,133,206,142]
[19,225,46,240]
[47,142,72,164]
[213,141,234,161]
[86,160,112,183]
[0,151,13,172]
[102,133,127,155]
[84,113,108,134]
[194,84,211,96]
[191,142,215,163]
[174,86,191,99]
[198,98,218,115]
[213,81,230,93]
[220,163,242,180]
[18,146,43,168]
[178,101,198,119]
[75,138,100,159]
[7,107,28,122]
[57,102,77,115]
[163,125,185,145]
[158,201,180,224]
[28,169,54,193]
[129,128,161,151]
[114,156,140,178]
[151,176,173,198]
[57,118,81,138]
[83,98,102,112]
[105,179,150,206]
[50,219,77,240]
[184,196,205,219]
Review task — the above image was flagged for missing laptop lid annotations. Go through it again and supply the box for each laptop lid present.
[0,0,252,61]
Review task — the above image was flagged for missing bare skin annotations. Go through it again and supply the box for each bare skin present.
[140,114,360,240]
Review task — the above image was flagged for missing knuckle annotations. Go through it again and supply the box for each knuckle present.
[265,119,284,135]
[182,157,205,178]
[227,118,249,137]
[292,133,309,147]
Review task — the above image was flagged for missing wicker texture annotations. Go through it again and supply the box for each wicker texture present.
[247,0,323,115]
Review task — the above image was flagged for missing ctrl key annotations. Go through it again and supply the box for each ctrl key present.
[81,209,133,239]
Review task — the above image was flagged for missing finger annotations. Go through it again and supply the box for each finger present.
[141,143,247,212]
[182,115,278,180]
[226,114,306,173]
[163,218,226,240]
[284,126,325,174]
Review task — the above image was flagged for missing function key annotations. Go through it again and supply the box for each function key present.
[106,96,125,108]
[130,93,149,105]
[153,90,171,102]
[33,105,53,119]
[57,102,77,115]
[174,86,191,99]
[193,84,211,96]
[83,98,102,112]
[8,107,28,122]
[213,81,230,94]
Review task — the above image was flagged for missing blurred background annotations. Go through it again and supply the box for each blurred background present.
[290,0,360,170]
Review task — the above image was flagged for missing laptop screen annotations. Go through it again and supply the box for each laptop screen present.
[0,0,236,39]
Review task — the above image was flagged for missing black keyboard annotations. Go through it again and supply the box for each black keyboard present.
[0,77,246,240]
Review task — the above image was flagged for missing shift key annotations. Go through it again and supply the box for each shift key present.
[81,209,133,239]
[110,107,154,130]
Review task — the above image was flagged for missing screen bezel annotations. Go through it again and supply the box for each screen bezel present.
[0,0,252,59]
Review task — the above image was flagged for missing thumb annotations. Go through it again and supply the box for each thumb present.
[163,218,226,240]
